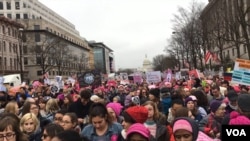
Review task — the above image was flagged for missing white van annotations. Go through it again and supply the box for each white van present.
[3,74,22,87]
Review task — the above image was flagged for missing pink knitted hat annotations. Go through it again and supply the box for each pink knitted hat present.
[127,123,150,140]
[173,119,193,133]
[106,102,123,117]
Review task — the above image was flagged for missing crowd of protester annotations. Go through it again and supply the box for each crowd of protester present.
[0,75,249,141]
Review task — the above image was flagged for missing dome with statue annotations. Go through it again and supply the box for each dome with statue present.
[142,55,153,72]
[143,58,151,65]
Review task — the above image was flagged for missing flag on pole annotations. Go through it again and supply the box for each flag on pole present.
[205,51,212,64]
[43,72,49,79]
[43,72,50,85]
[184,59,190,68]
[212,52,221,64]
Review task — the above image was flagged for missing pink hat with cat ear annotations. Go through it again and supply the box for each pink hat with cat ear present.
[127,123,150,140]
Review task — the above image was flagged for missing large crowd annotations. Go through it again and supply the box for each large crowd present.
[0,75,248,141]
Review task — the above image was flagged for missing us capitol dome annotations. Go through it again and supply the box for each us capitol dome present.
[142,55,153,72]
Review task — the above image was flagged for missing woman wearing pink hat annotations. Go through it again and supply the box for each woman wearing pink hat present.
[106,102,124,123]
[126,123,151,141]
[173,117,215,141]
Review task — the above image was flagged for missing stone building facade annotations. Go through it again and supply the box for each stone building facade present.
[201,0,250,67]
[0,16,24,77]
[0,0,94,81]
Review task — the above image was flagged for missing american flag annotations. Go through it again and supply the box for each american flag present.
[43,72,49,79]
[205,51,212,64]
[212,52,221,65]
[184,60,190,68]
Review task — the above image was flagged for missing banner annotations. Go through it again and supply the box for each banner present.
[55,76,63,89]
[212,52,221,65]
[119,73,128,80]
[146,71,161,84]
[175,71,181,80]
[119,73,129,84]
[43,72,50,85]
[165,69,172,82]
[189,69,200,79]
[231,58,250,86]
[77,70,101,88]
[133,73,142,84]
[180,69,189,80]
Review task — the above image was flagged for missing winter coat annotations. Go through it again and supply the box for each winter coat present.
[229,111,250,125]
[199,113,223,138]
[150,124,170,141]
[26,128,42,141]
[68,98,92,119]
[81,122,122,141]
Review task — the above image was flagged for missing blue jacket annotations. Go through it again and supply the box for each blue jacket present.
[81,122,122,141]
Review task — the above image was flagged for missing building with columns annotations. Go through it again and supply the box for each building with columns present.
[142,55,153,72]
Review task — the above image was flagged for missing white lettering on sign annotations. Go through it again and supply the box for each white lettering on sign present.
[226,129,246,136]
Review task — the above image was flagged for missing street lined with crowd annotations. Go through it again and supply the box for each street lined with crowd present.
[0,75,248,141]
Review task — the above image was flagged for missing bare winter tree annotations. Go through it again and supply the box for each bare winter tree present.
[52,41,72,75]
[235,0,250,59]
[27,31,61,74]
[169,1,206,70]
[165,38,181,70]
[206,1,227,66]
[77,52,89,73]
[202,0,250,70]
[152,54,179,71]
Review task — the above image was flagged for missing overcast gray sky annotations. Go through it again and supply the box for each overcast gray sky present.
[39,0,208,70]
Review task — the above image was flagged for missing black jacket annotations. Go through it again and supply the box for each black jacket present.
[68,98,92,119]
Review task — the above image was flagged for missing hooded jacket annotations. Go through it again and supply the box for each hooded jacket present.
[229,111,250,125]
[173,117,216,141]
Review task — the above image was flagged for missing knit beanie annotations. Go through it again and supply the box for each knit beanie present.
[173,119,193,133]
[149,88,160,98]
[173,117,199,141]
[185,97,195,106]
[238,94,250,112]
[210,100,225,113]
[126,106,148,123]
[106,102,123,117]
[127,123,150,140]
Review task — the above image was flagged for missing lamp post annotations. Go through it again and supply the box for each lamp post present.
[18,28,24,82]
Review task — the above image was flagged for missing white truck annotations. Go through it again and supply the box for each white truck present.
[3,74,22,87]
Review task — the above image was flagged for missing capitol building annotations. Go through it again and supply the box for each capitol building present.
[142,55,153,72]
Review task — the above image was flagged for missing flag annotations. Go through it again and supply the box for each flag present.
[43,72,50,85]
[205,51,212,64]
[43,72,49,79]
[212,52,221,64]
[184,60,190,68]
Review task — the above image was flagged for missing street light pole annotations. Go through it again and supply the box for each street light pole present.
[19,28,24,82]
